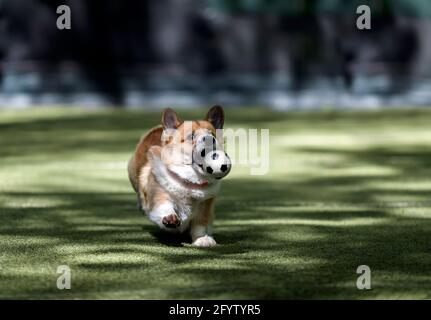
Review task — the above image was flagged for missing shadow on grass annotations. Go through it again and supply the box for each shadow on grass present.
[296,146,431,176]
[149,229,192,247]
[1,174,431,298]
[3,108,431,160]
[1,108,431,298]
[0,108,288,159]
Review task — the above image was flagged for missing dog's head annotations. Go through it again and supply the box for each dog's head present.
[158,106,230,184]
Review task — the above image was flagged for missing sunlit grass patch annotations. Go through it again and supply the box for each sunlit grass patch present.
[1,107,431,299]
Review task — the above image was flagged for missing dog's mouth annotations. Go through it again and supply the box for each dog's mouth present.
[167,167,209,189]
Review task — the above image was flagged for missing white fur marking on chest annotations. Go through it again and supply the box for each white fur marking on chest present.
[151,156,221,202]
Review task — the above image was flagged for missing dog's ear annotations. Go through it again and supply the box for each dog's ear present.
[205,105,224,129]
[162,108,182,130]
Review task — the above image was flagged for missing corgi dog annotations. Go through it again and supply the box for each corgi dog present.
[128,106,230,247]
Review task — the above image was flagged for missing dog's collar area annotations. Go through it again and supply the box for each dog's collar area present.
[167,168,209,189]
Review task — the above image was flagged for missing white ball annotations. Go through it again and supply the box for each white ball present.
[203,150,232,179]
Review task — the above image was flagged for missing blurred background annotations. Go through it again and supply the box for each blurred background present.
[1,0,431,110]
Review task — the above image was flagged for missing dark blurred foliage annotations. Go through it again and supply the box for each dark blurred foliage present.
[0,0,431,107]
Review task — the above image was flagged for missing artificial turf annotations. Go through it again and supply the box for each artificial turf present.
[0,107,431,299]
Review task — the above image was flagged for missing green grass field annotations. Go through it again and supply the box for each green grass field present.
[1,107,431,299]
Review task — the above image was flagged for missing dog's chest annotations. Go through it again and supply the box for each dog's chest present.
[174,200,202,232]
[172,198,201,230]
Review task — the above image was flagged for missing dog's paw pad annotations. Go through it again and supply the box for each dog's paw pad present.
[162,214,181,228]
[192,235,217,248]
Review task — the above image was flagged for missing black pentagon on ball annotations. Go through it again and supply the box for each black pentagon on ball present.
[220,164,228,172]
[206,166,213,174]
[211,152,219,160]
[201,149,206,157]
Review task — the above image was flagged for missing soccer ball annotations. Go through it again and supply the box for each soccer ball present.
[203,150,231,179]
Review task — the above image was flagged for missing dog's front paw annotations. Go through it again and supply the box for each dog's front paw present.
[162,214,181,229]
[192,235,217,248]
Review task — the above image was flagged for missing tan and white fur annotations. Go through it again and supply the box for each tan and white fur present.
[128,106,226,247]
